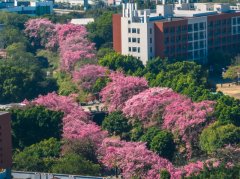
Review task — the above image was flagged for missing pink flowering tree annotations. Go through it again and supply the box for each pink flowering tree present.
[162,99,215,159]
[57,24,96,71]
[73,64,109,92]
[98,138,179,179]
[123,87,184,127]
[100,72,148,112]
[24,18,58,50]
[25,92,108,147]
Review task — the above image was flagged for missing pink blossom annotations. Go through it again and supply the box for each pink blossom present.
[100,72,148,112]
[98,138,179,179]
[123,87,184,126]
[25,18,58,50]
[73,64,108,91]
[162,99,215,159]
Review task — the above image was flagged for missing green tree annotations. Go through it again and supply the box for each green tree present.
[51,153,100,176]
[0,27,28,48]
[54,71,78,96]
[0,51,58,103]
[0,12,29,29]
[11,106,63,149]
[13,138,61,172]
[215,95,240,126]
[150,131,175,160]
[99,52,144,75]
[223,65,240,81]
[102,111,132,139]
[187,164,240,179]
[140,127,161,148]
[200,121,240,154]
[87,11,114,49]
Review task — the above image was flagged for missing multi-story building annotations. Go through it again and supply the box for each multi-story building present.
[0,112,12,179]
[0,0,53,15]
[113,2,240,65]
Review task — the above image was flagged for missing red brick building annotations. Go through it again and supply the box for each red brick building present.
[0,112,12,169]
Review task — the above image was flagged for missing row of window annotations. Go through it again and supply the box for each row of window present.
[188,41,206,51]
[129,47,140,53]
[128,37,140,43]
[188,22,206,32]
[208,19,231,28]
[128,28,140,34]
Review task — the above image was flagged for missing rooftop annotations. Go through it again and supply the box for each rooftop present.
[122,2,240,23]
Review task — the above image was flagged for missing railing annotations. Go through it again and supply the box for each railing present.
[12,171,111,179]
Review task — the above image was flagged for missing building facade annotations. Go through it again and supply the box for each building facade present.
[113,2,240,64]
[0,112,12,171]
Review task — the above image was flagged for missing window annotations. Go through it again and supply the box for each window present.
[137,38,140,43]
[132,38,137,43]
[200,41,204,48]
[188,42,193,50]
[164,28,169,33]
[165,37,169,44]
[188,24,193,32]
[233,18,237,25]
[194,33,198,40]
[149,28,152,34]
[188,34,193,41]
[194,41,199,49]
[128,28,131,33]
[194,23,198,31]
[128,20,131,24]
[237,17,240,24]
[150,38,152,44]
[137,29,140,34]
[138,47,140,53]
[170,27,175,33]
[128,38,131,42]
[199,22,204,30]
[200,32,204,39]
[150,47,152,53]
[129,47,131,52]
[132,28,137,33]
[132,47,137,52]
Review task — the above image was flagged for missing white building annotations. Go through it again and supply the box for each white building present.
[113,2,240,65]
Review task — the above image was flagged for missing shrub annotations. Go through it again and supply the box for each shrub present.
[150,131,175,160]
[200,122,240,154]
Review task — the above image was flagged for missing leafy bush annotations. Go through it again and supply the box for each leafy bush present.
[11,106,63,149]
[102,111,132,139]
[99,52,144,75]
[13,138,61,172]
[186,164,240,179]
[200,122,240,153]
[150,131,175,160]
[140,127,161,148]
[51,153,100,176]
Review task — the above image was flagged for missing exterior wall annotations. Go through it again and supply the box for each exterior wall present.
[112,3,240,64]
[0,112,12,169]
[121,18,154,65]
[187,16,208,63]
[155,19,188,60]
[207,12,240,54]
[113,14,122,53]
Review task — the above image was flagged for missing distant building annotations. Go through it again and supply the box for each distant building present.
[0,112,12,179]
[0,0,53,16]
[70,18,94,25]
[113,2,240,65]
[54,0,95,7]
[107,0,121,6]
